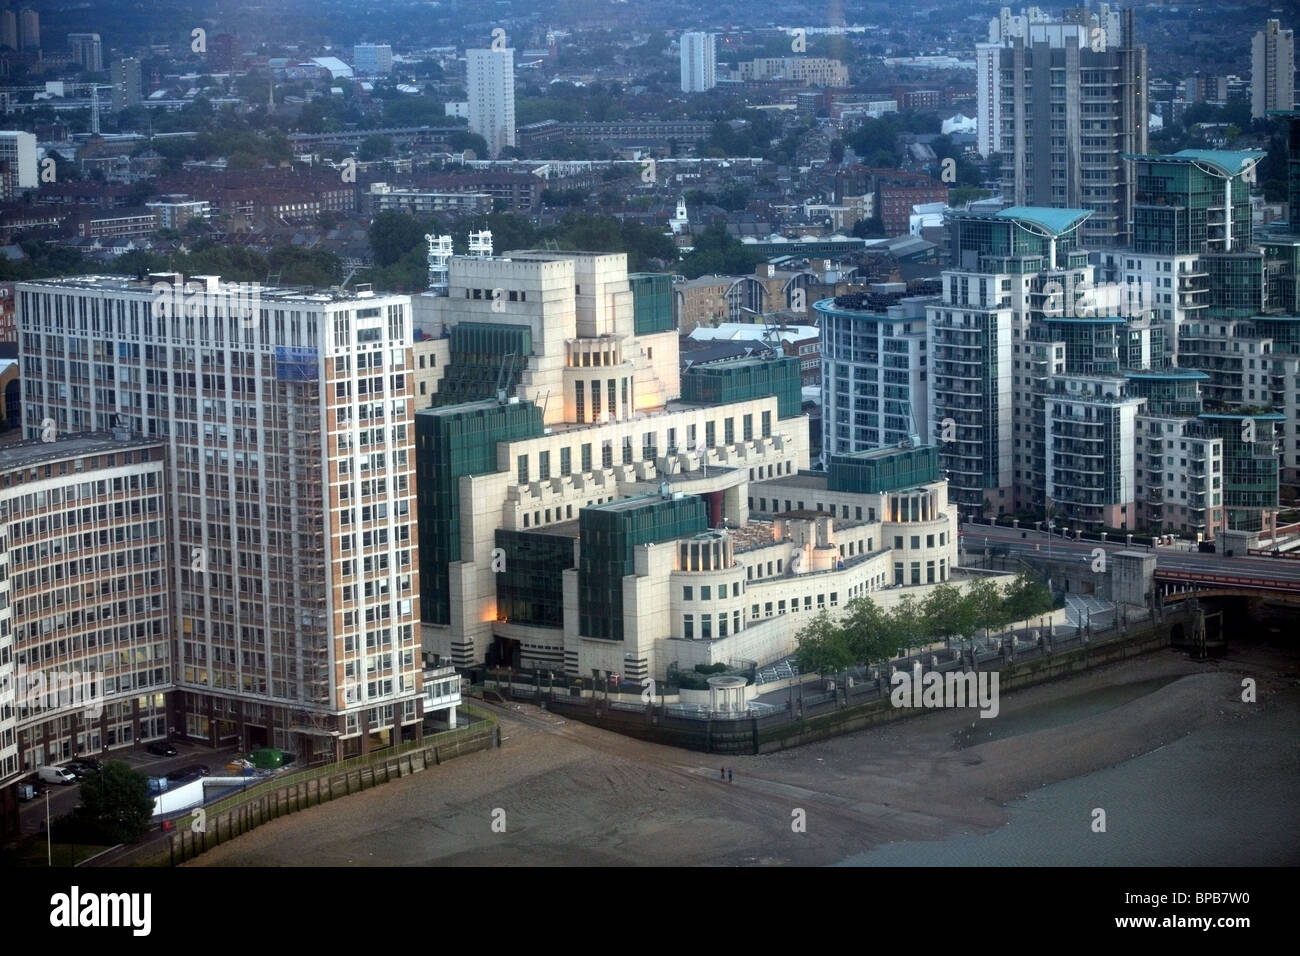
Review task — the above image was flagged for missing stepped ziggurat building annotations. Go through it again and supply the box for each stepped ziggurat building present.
[410,250,958,680]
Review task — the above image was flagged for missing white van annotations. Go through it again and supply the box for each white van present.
[38,766,77,785]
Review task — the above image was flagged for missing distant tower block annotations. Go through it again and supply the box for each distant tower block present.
[426,234,453,293]
[468,230,494,258]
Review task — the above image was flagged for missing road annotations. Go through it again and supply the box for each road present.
[960,521,1300,586]
[16,742,242,840]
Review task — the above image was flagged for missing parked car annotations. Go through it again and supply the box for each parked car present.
[145,742,177,757]
[38,766,77,785]
[67,758,102,777]
[1198,541,1216,554]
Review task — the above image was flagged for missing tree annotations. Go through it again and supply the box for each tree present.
[829,139,846,165]
[922,583,975,648]
[357,134,393,161]
[794,610,854,676]
[965,576,1010,637]
[840,595,898,664]
[446,130,489,157]
[76,761,154,844]
[369,211,430,268]
[889,594,929,661]
[1003,572,1054,623]
[677,222,764,279]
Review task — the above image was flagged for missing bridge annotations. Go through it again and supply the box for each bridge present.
[957,520,1300,606]
[1155,569,1300,603]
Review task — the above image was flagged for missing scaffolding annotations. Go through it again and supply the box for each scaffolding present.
[426,233,453,294]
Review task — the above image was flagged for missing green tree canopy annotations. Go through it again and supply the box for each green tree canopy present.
[794,610,855,676]
[840,595,898,664]
[357,134,394,161]
[76,761,154,844]
[677,222,763,279]
[922,583,977,646]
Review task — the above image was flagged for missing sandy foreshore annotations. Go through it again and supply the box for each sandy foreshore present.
[189,645,1297,866]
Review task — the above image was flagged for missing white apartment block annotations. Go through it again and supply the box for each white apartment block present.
[815,294,932,456]
[0,130,38,195]
[0,433,171,788]
[928,271,1018,515]
[680,32,717,93]
[1094,249,1206,356]
[1133,412,1223,536]
[734,57,848,87]
[1041,373,1144,529]
[16,274,424,762]
[146,198,210,231]
[354,43,394,76]
[467,48,516,159]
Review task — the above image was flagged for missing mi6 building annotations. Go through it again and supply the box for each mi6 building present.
[411,250,957,683]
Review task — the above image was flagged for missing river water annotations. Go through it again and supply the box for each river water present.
[840,672,1300,866]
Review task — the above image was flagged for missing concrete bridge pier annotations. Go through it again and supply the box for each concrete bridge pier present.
[1111,550,1156,609]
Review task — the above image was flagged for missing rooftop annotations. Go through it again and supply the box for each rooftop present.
[995,206,1093,236]
[16,274,399,304]
[0,432,163,473]
[1123,148,1265,178]
[753,472,830,490]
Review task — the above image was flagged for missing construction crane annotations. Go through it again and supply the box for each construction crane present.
[1,82,109,134]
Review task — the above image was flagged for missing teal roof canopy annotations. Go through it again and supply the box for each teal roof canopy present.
[1122,148,1265,178]
[995,206,1092,236]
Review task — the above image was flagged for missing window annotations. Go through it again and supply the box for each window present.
[683,586,693,601]
[684,614,694,639]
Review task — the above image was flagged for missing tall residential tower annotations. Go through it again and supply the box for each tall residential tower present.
[977,5,1147,248]
[467,48,516,159]
[16,275,424,762]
